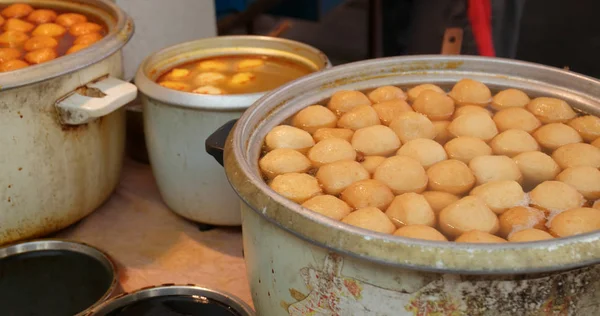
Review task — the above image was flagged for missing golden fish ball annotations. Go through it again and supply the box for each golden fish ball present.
[396,138,447,169]
[0,15,4,26]
[433,121,452,145]
[27,9,57,24]
[593,138,600,148]
[407,83,445,102]
[158,81,190,92]
[24,35,57,51]
[312,128,354,143]
[0,47,20,62]
[427,159,475,195]
[197,60,228,72]
[3,18,34,32]
[469,155,522,185]
[308,138,356,167]
[66,43,90,55]
[512,151,561,190]
[236,58,264,70]
[549,207,600,238]
[371,99,413,126]
[556,167,600,200]
[508,228,554,242]
[0,30,29,46]
[270,173,322,203]
[351,125,401,156]
[526,97,577,124]
[265,125,315,153]
[69,22,101,36]
[491,88,531,110]
[552,143,600,169]
[455,231,507,243]
[341,179,394,210]
[55,13,87,28]
[532,123,582,151]
[368,85,407,103]
[316,160,370,195]
[452,105,493,120]
[389,111,436,143]
[192,85,225,95]
[489,129,540,157]
[448,78,491,106]
[337,104,381,130]
[2,3,34,18]
[259,148,312,179]
[292,105,338,134]
[422,191,460,216]
[568,115,600,142]
[385,193,436,228]
[393,225,448,242]
[302,195,352,220]
[470,180,527,215]
[327,90,371,115]
[493,107,542,133]
[24,47,57,64]
[230,72,255,85]
[529,181,584,212]
[439,196,500,239]
[594,200,600,210]
[194,72,226,86]
[412,90,455,121]
[443,136,492,164]
[360,156,386,175]
[0,59,28,72]
[373,156,428,194]
[448,112,498,141]
[32,23,65,37]
[341,207,396,234]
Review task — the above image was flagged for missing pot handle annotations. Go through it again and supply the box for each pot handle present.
[56,76,138,125]
[205,119,238,167]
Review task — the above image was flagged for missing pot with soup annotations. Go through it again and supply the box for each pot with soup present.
[135,36,330,226]
[0,1,135,245]
[207,55,600,315]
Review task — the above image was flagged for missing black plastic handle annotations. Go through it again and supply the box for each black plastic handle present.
[205,119,238,166]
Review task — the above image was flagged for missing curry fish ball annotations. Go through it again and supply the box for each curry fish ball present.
[360,156,386,175]
[292,105,337,134]
[433,121,452,145]
[489,129,540,157]
[230,72,255,85]
[389,112,436,143]
[508,228,554,242]
[549,207,600,238]
[529,181,584,212]
[337,104,381,130]
[4,18,34,32]
[374,156,428,194]
[493,107,542,133]
[0,30,29,46]
[308,138,356,167]
[259,148,311,179]
[412,90,455,121]
[302,195,352,220]
[396,138,447,169]
[74,32,103,46]
[568,115,600,142]
[32,23,66,37]
[165,68,191,80]
[552,143,600,169]
[556,167,600,200]
[316,160,370,195]
[368,85,407,103]
[470,180,527,215]
[24,47,57,64]
[352,125,401,156]
[24,35,57,51]
[236,58,264,70]
[265,125,315,152]
[386,193,436,228]
[491,88,531,110]
[469,155,522,185]
[372,99,413,126]
[312,128,354,143]
[393,225,448,241]
[455,231,507,243]
[194,72,226,86]
[512,151,561,189]
[526,97,577,124]
[444,137,492,164]
[159,81,190,91]
[422,191,460,215]
[2,4,34,18]
[448,112,498,141]
[197,60,228,71]
[66,43,90,55]
[270,173,322,203]
[407,84,445,102]
[0,15,3,27]
[341,179,394,210]
[0,59,28,72]
[341,207,396,234]
[452,105,493,120]
[593,138,600,148]
[27,9,57,24]
[448,79,491,106]
[427,159,475,195]
[532,123,582,151]
[69,22,102,36]
[327,90,371,115]
[0,47,20,62]
[55,13,87,28]
[192,85,225,95]
[439,196,500,239]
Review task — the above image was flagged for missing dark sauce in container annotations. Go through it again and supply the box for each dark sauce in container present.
[106,295,240,316]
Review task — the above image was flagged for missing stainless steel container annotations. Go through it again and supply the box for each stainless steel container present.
[217,56,600,315]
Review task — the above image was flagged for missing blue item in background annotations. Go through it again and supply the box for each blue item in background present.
[215,0,345,21]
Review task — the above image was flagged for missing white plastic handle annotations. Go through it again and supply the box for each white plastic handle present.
[56,76,138,125]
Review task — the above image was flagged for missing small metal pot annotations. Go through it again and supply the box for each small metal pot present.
[0,239,119,316]
[87,284,254,316]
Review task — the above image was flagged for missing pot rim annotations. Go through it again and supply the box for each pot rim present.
[0,0,134,91]
[134,35,331,112]
[226,54,600,274]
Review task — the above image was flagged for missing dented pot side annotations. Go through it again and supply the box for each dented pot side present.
[224,55,600,274]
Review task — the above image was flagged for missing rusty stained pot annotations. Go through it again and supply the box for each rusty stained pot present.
[0,0,136,245]
[222,56,600,315]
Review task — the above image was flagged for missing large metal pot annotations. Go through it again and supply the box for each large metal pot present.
[0,0,136,245]
[215,56,600,315]
[135,36,330,226]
